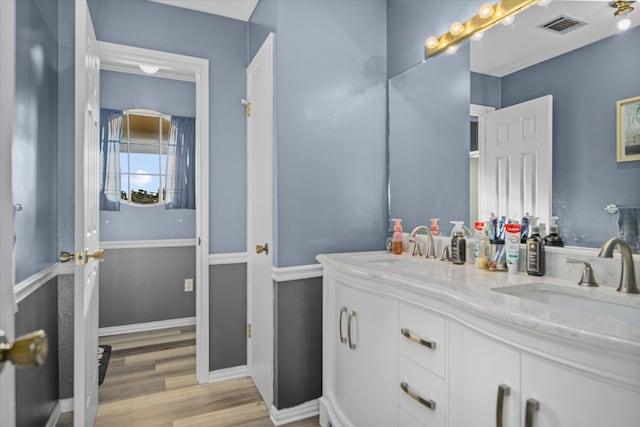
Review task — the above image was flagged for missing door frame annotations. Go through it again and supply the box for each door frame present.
[0,0,17,424]
[97,42,211,383]
[246,32,275,406]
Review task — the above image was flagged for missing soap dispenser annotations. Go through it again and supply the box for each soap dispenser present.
[392,218,403,255]
[450,221,466,265]
[526,225,545,276]
[544,216,564,247]
[430,218,440,236]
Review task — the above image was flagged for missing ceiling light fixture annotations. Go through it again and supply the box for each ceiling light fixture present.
[610,1,635,17]
[424,0,538,59]
[538,0,552,6]
[139,64,160,74]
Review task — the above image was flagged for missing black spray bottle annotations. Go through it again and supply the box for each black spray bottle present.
[526,225,545,276]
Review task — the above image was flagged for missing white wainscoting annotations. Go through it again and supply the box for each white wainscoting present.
[269,399,319,426]
[271,264,323,282]
[98,316,196,337]
[100,239,197,250]
[208,252,248,265]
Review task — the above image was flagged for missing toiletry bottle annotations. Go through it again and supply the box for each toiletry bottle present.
[430,218,440,236]
[544,216,564,247]
[526,225,545,276]
[505,223,522,274]
[489,213,497,241]
[520,212,530,243]
[450,221,466,265]
[392,218,403,255]
[476,222,491,269]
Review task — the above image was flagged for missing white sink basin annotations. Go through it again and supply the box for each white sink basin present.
[493,284,640,324]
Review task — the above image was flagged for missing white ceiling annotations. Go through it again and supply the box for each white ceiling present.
[471,1,640,77]
[149,0,259,22]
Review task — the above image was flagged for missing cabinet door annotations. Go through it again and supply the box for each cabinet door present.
[521,355,640,427]
[449,322,520,427]
[349,287,398,427]
[331,281,352,419]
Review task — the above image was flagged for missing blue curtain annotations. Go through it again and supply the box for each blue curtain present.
[165,116,196,210]
[100,108,123,211]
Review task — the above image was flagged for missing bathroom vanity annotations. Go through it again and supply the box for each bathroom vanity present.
[318,252,640,427]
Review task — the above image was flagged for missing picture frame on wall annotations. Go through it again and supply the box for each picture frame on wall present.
[617,95,640,162]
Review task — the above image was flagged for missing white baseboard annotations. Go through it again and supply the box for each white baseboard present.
[208,365,248,383]
[271,264,323,282]
[60,398,74,413]
[98,316,196,337]
[269,399,319,426]
[45,401,61,427]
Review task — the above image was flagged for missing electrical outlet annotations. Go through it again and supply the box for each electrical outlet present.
[184,278,193,292]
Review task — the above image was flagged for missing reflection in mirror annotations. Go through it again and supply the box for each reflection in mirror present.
[470,1,640,250]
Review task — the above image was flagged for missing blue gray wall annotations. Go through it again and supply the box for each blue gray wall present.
[15,279,59,427]
[471,71,501,109]
[99,247,196,327]
[251,0,388,267]
[500,27,640,247]
[99,71,196,241]
[14,0,59,282]
[387,0,481,234]
[87,0,247,253]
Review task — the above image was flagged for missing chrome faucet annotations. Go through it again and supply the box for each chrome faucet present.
[598,238,638,294]
[409,226,436,259]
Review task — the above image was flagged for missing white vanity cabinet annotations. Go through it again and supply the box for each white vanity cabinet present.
[449,321,640,427]
[319,254,640,427]
[324,273,398,427]
[449,322,520,427]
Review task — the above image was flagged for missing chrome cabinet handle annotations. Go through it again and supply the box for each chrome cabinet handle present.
[339,307,347,344]
[525,398,539,427]
[400,381,436,410]
[401,328,436,350]
[347,310,357,350]
[496,384,510,427]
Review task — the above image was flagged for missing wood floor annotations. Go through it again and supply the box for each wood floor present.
[56,326,318,427]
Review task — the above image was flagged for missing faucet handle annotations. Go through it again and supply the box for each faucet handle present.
[408,237,422,257]
[440,245,451,262]
[566,259,599,287]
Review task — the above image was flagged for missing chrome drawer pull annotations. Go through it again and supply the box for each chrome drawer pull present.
[496,384,510,427]
[348,310,357,350]
[400,381,436,410]
[525,398,539,427]
[339,307,347,344]
[401,328,436,350]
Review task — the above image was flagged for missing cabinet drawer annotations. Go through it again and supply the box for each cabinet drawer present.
[398,302,446,378]
[398,355,446,427]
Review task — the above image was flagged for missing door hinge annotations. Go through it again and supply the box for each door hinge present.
[241,99,251,117]
[247,323,252,338]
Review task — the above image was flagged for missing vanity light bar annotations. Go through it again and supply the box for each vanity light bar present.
[425,0,540,58]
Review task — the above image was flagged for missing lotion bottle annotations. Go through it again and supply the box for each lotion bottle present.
[392,218,403,255]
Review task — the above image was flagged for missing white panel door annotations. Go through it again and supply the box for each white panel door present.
[449,322,520,427]
[521,354,640,427]
[0,1,17,424]
[480,95,552,224]
[74,1,101,425]
[247,33,274,406]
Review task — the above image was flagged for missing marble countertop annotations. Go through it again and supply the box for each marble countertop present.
[317,251,640,356]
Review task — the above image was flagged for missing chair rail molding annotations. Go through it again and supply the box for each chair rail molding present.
[208,252,248,265]
[271,264,323,282]
[100,239,197,250]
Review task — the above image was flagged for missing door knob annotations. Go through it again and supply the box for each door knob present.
[256,243,269,255]
[86,249,105,262]
[0,330,48,368]
[59,251,75,263]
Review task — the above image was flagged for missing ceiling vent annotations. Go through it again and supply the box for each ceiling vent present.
[539,15,587,34]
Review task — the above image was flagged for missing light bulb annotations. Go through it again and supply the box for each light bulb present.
[618,18,631,31]
[502,15,515,26]
[478,4,494,19]
[139,64,159,74]
[426,36,439,49]
[447,45,459,54]
[450,21,464,36]
[471,31,484,41]
[537,0,552,6]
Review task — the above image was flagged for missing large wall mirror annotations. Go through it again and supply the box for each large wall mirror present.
[389,0,640,251]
